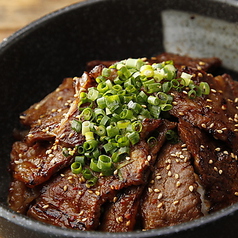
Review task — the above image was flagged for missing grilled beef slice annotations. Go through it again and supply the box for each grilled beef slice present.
[9,53,238,232]
[178,119,238,212]
[8,180,40,214]
[99,120,177,232]
[10,141,73,187]
[20,77,75,127]
[27,168,116,230]
[150,52,221,72]
[100,186,143,232]
[141,142,202,230]
[169,68,238,154]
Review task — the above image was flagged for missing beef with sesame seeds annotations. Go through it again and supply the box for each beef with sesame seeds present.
[27,168,117,230]
[169,68,238,154]
[141,142,202,230]
[100,185,143,232]
[10,141,73,188]
[178,119,238,212]
[98,120,177,232]
[8,53,238,232]
[8,179,41,214]
[20,77,75,127]
[149,52,221,72]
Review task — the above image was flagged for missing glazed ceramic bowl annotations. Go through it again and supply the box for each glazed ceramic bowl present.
[1,0,238,237]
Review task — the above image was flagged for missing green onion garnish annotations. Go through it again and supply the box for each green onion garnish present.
[68,57,211,184]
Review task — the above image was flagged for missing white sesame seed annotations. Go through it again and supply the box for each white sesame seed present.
[176,181,181,188]
[209,160,213,164]
[157,193,163,200]
[43,204,49,209]
[209,123,214,128]
[63,185,68,191]
[157,202,163,208]
[154,189,160,193]
[82,218,87,222]
[199,61,206,66]
[147,155,152,161]
[173,200,179,205]
[189,185,194,192]
[126,220,131,227]
[221,105,226,110]
[168,171,172,177]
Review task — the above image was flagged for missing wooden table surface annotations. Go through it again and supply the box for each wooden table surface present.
[0,0,86,42]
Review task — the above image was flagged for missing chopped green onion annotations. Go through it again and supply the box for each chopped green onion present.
[80,108,94,121]
[90,159,101,172]
[87,87,99,101]
[120,109,133,119]
[71,120,82,133]
[112,147,130,163]
[105,95,121,112]
[75,156,85,165]
[97,155,112,172]
[97,97,107,109]
[106,125,119,138]
[140,65,154,78]
[117,120,130,129]
[128,131,140,145]
[71,162,83,174]
[148,95,160,106]
[199,82,210,95]
[147,136,157,148]
[180,72,192,86]
[160,103,173,111]
[83,139,98,152]
[131,120,142,132]
[69,57,212,185]
[188,89,197,99]
[95,125,106,136]
[86,176,98,187]
[82,168,93,180]
[82,121,92,135]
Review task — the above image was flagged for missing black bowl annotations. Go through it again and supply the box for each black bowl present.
[1,0,238,237]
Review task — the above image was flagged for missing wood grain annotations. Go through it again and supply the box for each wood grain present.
[0,0,85,42]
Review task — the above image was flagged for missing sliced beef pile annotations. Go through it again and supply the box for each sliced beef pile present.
[141,142,202,229]
[8,53,238,232]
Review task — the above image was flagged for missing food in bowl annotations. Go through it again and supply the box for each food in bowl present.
[8,52,238,232]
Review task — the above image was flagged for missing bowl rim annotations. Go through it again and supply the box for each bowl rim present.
[1,0,238,237]
[1,202,238,237]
